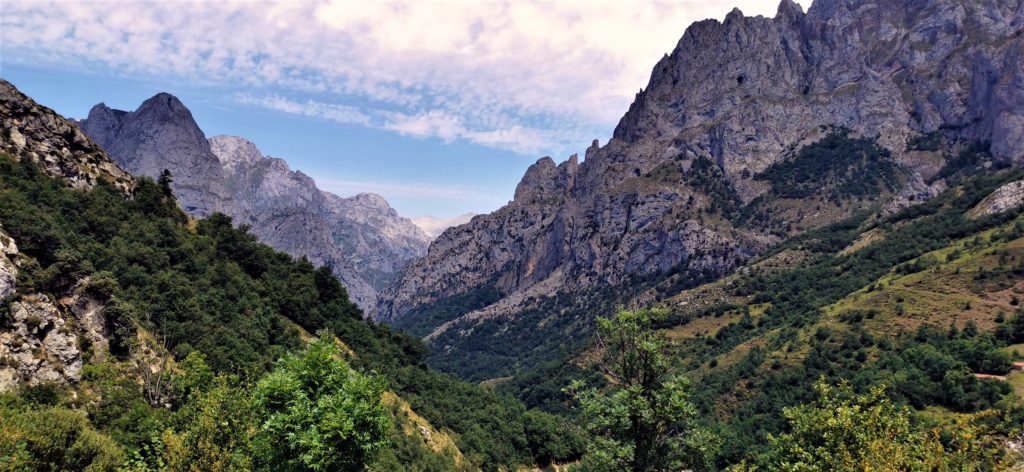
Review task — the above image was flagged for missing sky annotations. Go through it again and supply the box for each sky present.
[0,0,803,218]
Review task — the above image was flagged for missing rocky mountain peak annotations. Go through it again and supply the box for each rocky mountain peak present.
[80,96,429,312]
[208,135,263,171]
[377,0,1024,336]
[80,92,233,217]
[777,0,805,18]
[348,192,391,209]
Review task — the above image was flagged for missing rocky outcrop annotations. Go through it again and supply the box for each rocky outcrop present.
[883,173,939,215]
[0,295,83,392]
[0,79,132,192]
[378,0,1024,330]
[0,229,106,392]
[0,226,16,302]
[970,179,1024,218]
[79,94,232,217]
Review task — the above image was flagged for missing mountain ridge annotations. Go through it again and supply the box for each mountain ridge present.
[377,0,1024,377]
[79,99,430,310]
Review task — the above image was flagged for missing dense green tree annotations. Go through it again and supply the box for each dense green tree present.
[567,308,716,471]
[251,334,390,471]
[0,405,124,471]
[157,169,174,198]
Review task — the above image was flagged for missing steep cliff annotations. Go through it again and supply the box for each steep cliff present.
[378,0,1024,370]
[80,93,232,216]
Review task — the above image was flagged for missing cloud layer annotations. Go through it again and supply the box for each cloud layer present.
[2,0,799,156]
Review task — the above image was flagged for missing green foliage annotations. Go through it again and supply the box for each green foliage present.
[929,141,993,184]
[0,405,124,471]
[567,309,716,471]
[164,355,254,472]
[906,131,942,152]
[522,409,585,466]
[393,279,503,337]
[754,130,899,201]
[0,153,545,470]
[752,380,1000,471]
[251,335,390,471]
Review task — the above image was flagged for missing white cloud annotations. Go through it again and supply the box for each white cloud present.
[237,93,371,126]
[1,0,805,156]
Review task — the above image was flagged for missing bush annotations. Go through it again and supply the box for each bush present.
[0,406,124,471]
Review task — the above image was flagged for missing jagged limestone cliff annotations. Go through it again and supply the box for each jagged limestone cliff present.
[378,0,1024,362]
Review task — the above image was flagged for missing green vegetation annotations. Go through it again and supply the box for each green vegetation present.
[906,131,942,152]
[6,130,1024,470]
[750,381,1002,470]
[566,309,715,471]
[251,335,390,471]
[0,154,568,471]
[392,279,503,337]
[754,130,900,201]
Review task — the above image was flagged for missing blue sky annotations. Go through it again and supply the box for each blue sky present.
[0,0,800,218]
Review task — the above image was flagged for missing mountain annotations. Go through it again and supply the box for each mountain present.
[0,79,135,390]
[413,213,478,239]
[80,100,430,310]
[377,0,1024,377]
[0,81,132,193]
[80,93,233,217]
[0,79,578,471]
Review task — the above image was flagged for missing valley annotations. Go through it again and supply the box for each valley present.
[1,0,1023,470]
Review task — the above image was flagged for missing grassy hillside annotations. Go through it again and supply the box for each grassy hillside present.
[438,153,1024,466]
[642,166,1024,465]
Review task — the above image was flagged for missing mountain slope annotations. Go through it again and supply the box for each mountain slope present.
[80,101,430,309]
[378,0,1024,380]
[0,80,132,192]
[0,79,575,471]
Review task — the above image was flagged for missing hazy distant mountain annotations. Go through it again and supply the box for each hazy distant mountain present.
[412,213,477,239]
[80,100,430,310]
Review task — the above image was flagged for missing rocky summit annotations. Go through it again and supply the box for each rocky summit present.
[80,93,233,217]
[0,80,132,193]
[80,100,429,311]
[377,0,1024,342]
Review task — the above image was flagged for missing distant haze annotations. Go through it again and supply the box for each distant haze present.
[413,214,477,238]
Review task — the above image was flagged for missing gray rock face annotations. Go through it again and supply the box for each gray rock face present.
[378,0,1024,324]
[209,135,373,307]
[80,94,233,217]
[0,80,132,192]
[323,191,433,291]
[0,226,17,303]
[79,98,429,311]
[0,295,83,392]
[209,135,429,308]
[971,179,1024,217]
